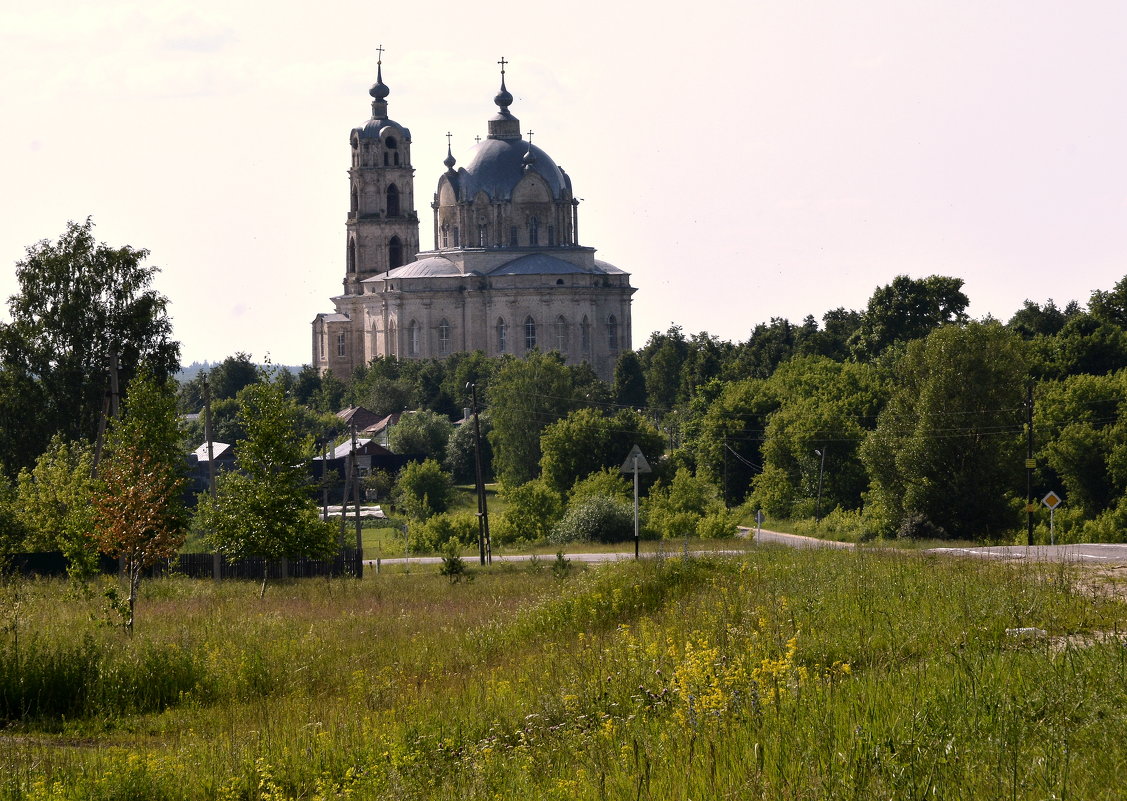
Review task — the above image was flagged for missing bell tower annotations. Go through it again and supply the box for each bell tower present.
[344,49,420,294]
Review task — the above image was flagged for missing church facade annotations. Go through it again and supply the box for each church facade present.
[311,60,635,381]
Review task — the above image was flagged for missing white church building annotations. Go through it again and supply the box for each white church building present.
[312,59,635,381]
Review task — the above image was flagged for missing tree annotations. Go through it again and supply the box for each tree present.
[747,357,886,518]
[538,407,664,495]
[643,468,732,539]
[613,351,648,409]
[393,458,455,521]
[388,410,455,459]
[492,478,563,545]
[849,275,969,361]
[197,378,336,596]
[487,351,578,486]
[91,372,187,633]
[445,410,492,483]
[0,218,179,472]
[15,436,98,575]
[860,322,1029,540]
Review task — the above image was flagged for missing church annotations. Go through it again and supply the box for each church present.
[311,58,635,381]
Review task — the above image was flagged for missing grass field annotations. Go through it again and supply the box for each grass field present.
[2,547,1126,799]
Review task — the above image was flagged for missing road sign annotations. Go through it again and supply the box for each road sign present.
[620,445,652,474]
[1025,458,1037,469]
[1042,491,1062,510]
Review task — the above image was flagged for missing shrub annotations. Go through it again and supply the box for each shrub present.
[568,467,632,503]
[411,513,478,553]
[492,479,563,545]
[897,512,948,541]
[393,459,454,521]
[550,495,634,544]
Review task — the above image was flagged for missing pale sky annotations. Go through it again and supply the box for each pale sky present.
[3,1,1127,366]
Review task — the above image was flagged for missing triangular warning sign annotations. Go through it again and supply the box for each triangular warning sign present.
[620,444,652,474]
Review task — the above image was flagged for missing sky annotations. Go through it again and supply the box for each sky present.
[3,1,1127,367]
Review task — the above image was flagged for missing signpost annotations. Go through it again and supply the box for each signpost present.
[620,445,652,559]
[1042,491,1062,545]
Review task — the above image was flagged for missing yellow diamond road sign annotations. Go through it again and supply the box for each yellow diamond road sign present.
[1042,491,1062,510]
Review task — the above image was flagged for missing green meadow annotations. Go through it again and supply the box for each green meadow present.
[2,548,1126,800]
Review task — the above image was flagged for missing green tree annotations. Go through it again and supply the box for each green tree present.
[0,218,179,473]
[487,351,578,486]
[388,410,455,459]
[393,458,455,521]
[643,467,732,539]
[91,371,187,632]
[15,436,98,574]
[493,479,563,545]
[445,411,492,483]
[748,357,886,518]
[538,407,664,495]
[612,351,648,409]
[860,322,1029,540]
[197,378,336,595]
[849,275,969,361]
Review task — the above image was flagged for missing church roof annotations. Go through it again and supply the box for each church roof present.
[453,138,569,202]
[594,258,626,274]
[488,253,587,276]
[378,256,460,279]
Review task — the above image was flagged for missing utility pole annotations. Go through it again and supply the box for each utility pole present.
[203,374,220,581]
[1026,384,1034,547]
[468,383,490,565]
[352,421,363,578]
[815,446,827,524]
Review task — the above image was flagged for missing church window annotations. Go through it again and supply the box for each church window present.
[581,316,591,352]
[438,319,451,354]
[384,152,389,166]
[497,318,508,353]
[408,321,419,356]
[394,152,400,165]
[510,226,519,246]
[452,226,460,247]
[548,225,556,246]
[441,225,449,248]
[386,136,398,150]
[388,236,403,270]
[351,186,358,213]
[478,224,487,247]
[528,217,540,246]
[524,316,537,351]
[554,316,568,353]
[608,315,619,352]
[337,333,347,357]
[386,184,400,217]
[320,334,326,361]
[348,239,357,273]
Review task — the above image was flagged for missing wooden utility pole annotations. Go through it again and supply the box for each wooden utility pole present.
[468,383,491,565]
[1026,384,1034,547]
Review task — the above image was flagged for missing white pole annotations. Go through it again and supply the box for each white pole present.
[1050,507,1055,546]
[633,455,640,560]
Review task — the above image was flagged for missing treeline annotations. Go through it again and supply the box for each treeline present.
[4,219,1127,551]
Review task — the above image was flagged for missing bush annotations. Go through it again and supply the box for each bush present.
[411,513,479,553]
[643,468,727,539]
[393,459,454,521]
[551,495,635,545]
[897,512,948,541]
[696,510,737,539]
[493,479,563,545]
[568,468,632,503]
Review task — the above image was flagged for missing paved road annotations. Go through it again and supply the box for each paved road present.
[363,531,1127,568]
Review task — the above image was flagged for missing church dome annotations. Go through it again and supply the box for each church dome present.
[456,138,568,202]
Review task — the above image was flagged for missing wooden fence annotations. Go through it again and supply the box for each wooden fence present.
[2,550,362,580]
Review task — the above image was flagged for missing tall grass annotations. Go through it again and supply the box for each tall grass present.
[1,549,1125,799]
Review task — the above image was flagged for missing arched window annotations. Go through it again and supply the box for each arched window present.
[497,318,508,353]
[478,224,487,247]
[528,216,539,246]
[386,184,400,217]
[348,239,357,273]
[554,316,568,353]
[388,236,403,270]
[438,319,451,354]
[524,316,537,351]
[608,315,619,352]
[336,333,347,357]
[510,226,519,246]
[548,225,556,246]
[385,136,398,150]
[581,316,591,353]
[383,152,389,166]
[441,225,449,248]
[394,151,400,165]
[408,320,419,356]
[452,226,460,247]
[350,185,358,213]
